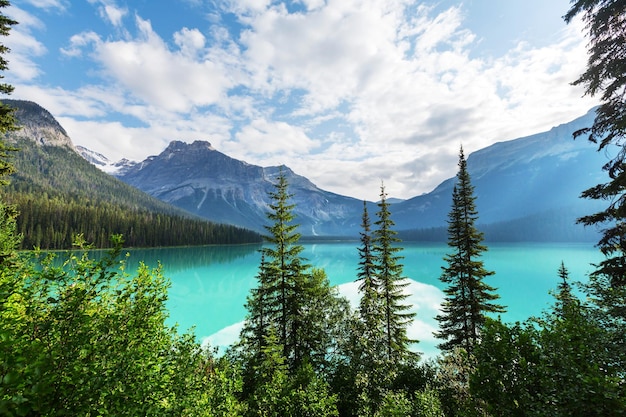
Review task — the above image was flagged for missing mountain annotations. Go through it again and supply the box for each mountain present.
[392,108,606,241]
[8,99,76,149]
[0,99,260,249]
[116,140,364,236]
[76,145,137,175]
[112,108,607,241]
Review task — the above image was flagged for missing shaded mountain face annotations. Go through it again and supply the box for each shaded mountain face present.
[116,141,364,235]
[391,108,607,240]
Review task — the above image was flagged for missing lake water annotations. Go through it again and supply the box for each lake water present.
[124,241,603,359]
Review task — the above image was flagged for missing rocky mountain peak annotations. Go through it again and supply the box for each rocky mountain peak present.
[2,99,75,149]
[163,140,215,154]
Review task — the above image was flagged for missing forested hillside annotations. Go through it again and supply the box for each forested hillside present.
[1,100,261,249]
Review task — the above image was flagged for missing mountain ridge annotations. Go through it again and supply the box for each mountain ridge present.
[108,109,606,240]
[115,141,362,235]
[4,97,607,241]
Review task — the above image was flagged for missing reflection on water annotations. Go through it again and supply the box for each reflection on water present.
[124,243,263,273]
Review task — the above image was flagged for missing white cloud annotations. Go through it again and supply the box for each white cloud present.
[173,27,206,57]
[20,0,67,10]
[233,118,317,157]
[16,84,109,118]
[87,0,128,27]
[8,1,598,201]
[70,15,236,113]
[60,31,101,57]
[5,6,47,81]
[218,1,591,199]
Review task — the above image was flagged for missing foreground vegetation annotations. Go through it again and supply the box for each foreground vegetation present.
[2,153,625,416]
[1,0,626,415]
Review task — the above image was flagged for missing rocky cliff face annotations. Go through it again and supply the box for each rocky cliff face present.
[3,99,75,149]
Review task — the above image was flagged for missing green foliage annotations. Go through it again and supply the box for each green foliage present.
[582,271,626,381]
[470,320,540,417]
[435,147,504,355]
[197,357,247,417]
[0,236,245,416]
[413,386,444,417]
[472,265,626,416]
[435,348,487,417]
[244,330,338,417]
[374,391,413,417]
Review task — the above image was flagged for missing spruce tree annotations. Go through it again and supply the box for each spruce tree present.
[563,1,626,287]
[0,0,17,185]
[555,261,577,318]
[356,200,382,342]
[372,184,416,362]
[239,167,345,380]
[435,147,504,355]
[261,168,309,368]
[350,200,388,414]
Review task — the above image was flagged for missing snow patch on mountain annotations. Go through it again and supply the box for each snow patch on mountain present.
[76,145,137,175]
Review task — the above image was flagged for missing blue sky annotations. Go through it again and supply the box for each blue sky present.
[4,0,597,201]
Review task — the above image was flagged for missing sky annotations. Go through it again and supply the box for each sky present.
[3,0,598,201]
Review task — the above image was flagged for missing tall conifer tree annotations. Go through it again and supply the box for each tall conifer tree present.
[357,200,381,339]
[239,167,344,379]
[0,0,17,185]
[564,1,626,287]
[555,261,576,318]
[435,147,504,355]
[245,167,309,369]
[372,184,416,362]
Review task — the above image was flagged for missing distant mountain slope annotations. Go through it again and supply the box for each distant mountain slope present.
[117,140,364,236]
[391,108,606,240]
[112,108,606,241]
[0,99,260,249]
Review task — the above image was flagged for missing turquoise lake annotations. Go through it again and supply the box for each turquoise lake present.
[124,242,604,358]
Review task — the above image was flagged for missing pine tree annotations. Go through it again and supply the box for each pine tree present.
[563,1,626,287]
[0,0,16,140]
[372,184,416,362]
[350,200,389,414]
[435,147,505,355]
[0,0,18,185]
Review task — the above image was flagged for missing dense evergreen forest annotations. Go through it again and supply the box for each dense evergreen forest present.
[2,0,626,416]
[1,137,261,249]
